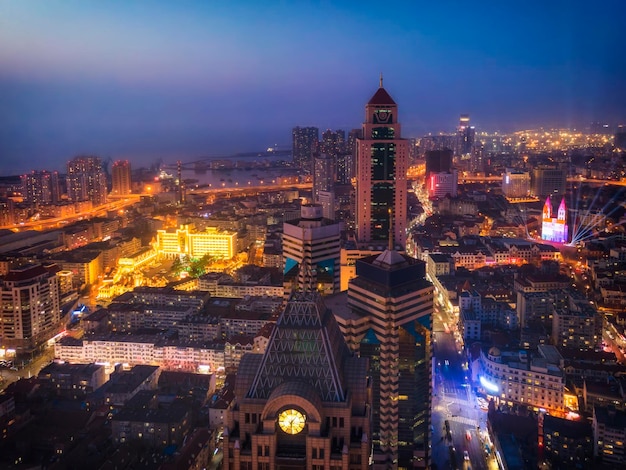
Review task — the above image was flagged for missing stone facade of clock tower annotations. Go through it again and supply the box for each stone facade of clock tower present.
[223,291,371,470]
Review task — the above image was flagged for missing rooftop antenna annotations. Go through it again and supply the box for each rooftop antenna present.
[379,72,383,88]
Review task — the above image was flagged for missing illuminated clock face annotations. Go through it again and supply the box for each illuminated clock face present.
[278,409,306,434]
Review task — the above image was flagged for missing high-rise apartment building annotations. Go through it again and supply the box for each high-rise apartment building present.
[356,77,408,247]
[345,249,434,468]
[320,129,345,157]
[111,160,132,196]
[313,153,335,200]
[338,128,361,185]
[283,203,341,296]
[0,263,62,354]
[313,153,335,218]
[20,170,61,206]
[292,126,319,174]
[66,156,108,206]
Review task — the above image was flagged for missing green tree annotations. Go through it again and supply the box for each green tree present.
[171,257,184,276]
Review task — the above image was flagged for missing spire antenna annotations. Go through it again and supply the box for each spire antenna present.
[379,72,383,88]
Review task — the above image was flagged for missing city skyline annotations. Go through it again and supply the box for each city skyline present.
[2,0,625,175]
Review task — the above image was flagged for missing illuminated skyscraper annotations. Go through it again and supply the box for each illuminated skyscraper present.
[111,160,132,196]
[292,126,319,174]
[66,156,107,206]
[346,249,434,468]
[320,129,345,158]
[457,113,475,156]
[356,77,408,247]
[338,128,361,185]
[20,170,61,206]
[313,153,335,219]
[313,153,335,200]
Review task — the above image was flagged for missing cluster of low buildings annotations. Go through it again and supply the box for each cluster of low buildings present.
[418,203,626,467]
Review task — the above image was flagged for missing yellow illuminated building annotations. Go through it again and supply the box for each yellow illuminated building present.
[156,225,237,260]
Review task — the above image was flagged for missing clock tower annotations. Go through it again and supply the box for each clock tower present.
[223,291,372,470]
[356,76,408,248]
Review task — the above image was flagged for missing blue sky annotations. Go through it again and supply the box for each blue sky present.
[1,0,625,174]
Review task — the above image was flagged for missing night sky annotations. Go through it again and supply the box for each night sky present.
[1,0,625,175]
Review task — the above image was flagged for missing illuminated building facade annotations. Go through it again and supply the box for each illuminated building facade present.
[156,225,237,259]
[338,128,360,184]
[551,291,600,350]
[55,335,227,373]
[346,250,434,468]
[502,169,531,198]
[20,170,61,206]
[0,264,62,354]
[428,170,458,199]
[477,345,565,415]
[457,114,475,156]
[283,204,340,296]
[542,196,568,243]
[223,291,371,470]
[111,160,132,196]
[593,406,626,467]
[356,77,408,247]
[313,154,335,219]
[66,156,108,206]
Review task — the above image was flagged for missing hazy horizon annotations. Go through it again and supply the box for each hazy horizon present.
[2,0,625,176]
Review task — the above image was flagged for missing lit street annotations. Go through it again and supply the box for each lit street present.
[0,346,55,392]
[432,302,498,470]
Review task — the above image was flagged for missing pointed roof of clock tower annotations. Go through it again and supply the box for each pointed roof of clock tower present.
[367,74,396,106]
[246,290,352,403]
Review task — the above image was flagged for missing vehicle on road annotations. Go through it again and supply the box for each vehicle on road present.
[466,430,471,440]
[464,450,470,461]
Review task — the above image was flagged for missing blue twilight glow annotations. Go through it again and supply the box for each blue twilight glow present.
[480,376,499,394]
[1,0,625,175]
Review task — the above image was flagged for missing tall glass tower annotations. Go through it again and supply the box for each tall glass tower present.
[347,250,434,468]
[356,77,408,248]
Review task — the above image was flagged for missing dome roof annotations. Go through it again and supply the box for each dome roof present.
[488,347,501,357]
